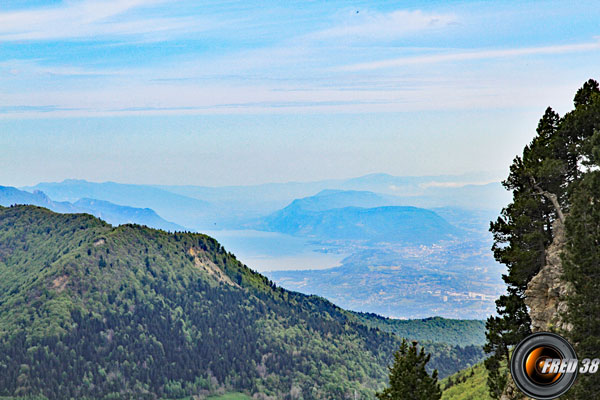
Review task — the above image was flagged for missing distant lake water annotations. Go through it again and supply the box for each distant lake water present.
[201,229,346,272]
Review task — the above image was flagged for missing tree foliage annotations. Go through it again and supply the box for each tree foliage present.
[376,340,442,400]
[562,171,600,398]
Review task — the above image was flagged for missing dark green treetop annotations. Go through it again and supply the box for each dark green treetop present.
[376,339,442,400]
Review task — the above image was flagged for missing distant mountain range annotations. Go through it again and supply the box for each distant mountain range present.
[0,186,183,231]
[156,172,509,215]
[23,179,210,229]
[0,186,76,213]
[23,172,510,230]
[257,190,462,244]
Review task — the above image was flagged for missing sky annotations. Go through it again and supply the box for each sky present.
[1,0,600,186]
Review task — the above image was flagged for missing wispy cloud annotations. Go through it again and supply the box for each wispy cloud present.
[0,0,204,41]
[0,59,118,77]
[311,9,457,41]
[0,2,598,119]
[0,74,580,118]
[339,40,600,71]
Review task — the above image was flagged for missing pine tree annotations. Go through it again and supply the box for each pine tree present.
[484,79,600,398]
[563,172,600,398]
[483,110,558,397]
[560,80,600,399]
[376,340,442,400]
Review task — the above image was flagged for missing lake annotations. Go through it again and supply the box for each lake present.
[201,229,346,272]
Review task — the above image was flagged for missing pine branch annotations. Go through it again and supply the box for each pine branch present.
[530,178,565,224]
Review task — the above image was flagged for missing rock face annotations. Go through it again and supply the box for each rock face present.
[500,220,573,400]
[524,220,573,333]
[500,377,527,400]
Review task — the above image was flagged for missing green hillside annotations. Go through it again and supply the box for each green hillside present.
[0,205,482,399]
[441,362,491,400]
[356,314,486,346]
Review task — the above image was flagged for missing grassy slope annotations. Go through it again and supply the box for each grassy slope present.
[441,362,491,400]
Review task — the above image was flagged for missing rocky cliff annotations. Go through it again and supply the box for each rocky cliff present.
[500,219,573,400]
[524,220,573,334]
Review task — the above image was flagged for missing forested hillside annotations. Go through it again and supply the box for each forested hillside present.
[484,79,600,398]
[0,205,481,400]
[357,314,486,347]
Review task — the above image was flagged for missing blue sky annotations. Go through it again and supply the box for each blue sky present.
[1,0,599,186]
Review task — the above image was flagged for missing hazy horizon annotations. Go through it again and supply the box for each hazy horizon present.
[12,170,506,189]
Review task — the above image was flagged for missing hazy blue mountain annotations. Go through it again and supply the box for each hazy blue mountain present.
[254,189,496,239]
[157,172,508,211]
[23,179,211,229]
[73,198,184,231]
[155,179,341,208]
[285,189,397,211]
[1,186,183,231]
[0,186,78,213]
[153,180,346,227]
[259,199,462,244]
[356,314,487,347]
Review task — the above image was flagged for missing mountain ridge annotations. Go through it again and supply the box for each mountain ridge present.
[0,205,484,399]
[0,186,183,231]
[259,200,462,244]
[23,173,509,230]
[22,180,211,229]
